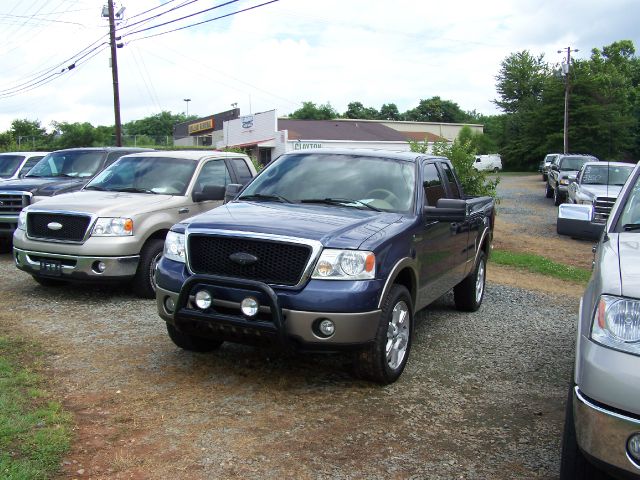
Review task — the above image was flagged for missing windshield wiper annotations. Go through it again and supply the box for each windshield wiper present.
[84,185,109,191]
[623,223,640,231]
[115,187,157,194]
[239,193,292,203]
[300,198,381,212]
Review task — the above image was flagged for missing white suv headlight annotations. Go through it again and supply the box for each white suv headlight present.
[17,210,27,230]
[312,249,375,280]
[164,231,186,263]
[91,217,133,236]
[591,295,640,355]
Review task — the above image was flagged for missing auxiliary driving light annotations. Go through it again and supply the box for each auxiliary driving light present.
[628,433,640,464]
[164,296,175,314]
[318,319,335,337]
[97,261,106,273]
[241,297,259,317]
[194,290,212,310]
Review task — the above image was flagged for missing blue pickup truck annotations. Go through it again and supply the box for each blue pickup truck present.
[155,149,495,384]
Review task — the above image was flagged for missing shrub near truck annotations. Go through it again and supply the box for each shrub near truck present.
[156,149,495,384]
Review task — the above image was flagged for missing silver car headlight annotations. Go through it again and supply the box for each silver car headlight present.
[164,231,186,263]
[559,178,570,186]
[312,249,375,280]
[17,210,27,230]
[591,295,640,355]
[91,217,133,236]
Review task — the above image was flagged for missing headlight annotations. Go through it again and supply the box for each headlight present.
[559,179,570,185]
[17,210,27,230]
[312,249,375,280]
[91,217,133,236]
[164,231,186,263]
[591,295,640,355]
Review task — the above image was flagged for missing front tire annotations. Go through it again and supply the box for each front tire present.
[454,251,486,312]
[166,323,223,352]
[132,239,164,299]
[554,186,564,206]
[355,285,413,385]
[545,181,553,198]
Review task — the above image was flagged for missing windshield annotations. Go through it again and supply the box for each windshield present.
[560,156,595,171]
[0,154,24,177]
[26,151,105,178]
[581,164,634,186]
[86,156,197,195]
[618,170,640,230]
[240,153,416,213]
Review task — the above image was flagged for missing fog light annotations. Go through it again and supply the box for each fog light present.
[97,261,106,272]
[164,296,175,314]
[194,290,212,310]
[241,297,259,317]
[318,319,335,337]
[628,433,640,463]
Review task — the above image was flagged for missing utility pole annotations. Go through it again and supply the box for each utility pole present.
[108,1,122,146]
[559,46,578,154]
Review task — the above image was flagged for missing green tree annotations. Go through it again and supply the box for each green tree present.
[494,51,547,114]
[404,97,471,123]
[123,111,189,138]
[379,103,400,120]
[10,119,47,149]
[288,101,339,120]
[343,101,379,119]
[49,122,100,149]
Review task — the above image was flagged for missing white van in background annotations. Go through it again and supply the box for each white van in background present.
[473,154,502,172]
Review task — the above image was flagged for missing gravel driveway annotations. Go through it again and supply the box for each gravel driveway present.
[0,251,578,478]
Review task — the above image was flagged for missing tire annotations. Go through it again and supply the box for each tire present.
[545,181,553,198]
[355,285,413,385]
[31,275,67,287]
[454,250,486,312]
[166,323,223,352]
[554,186,564,206]
[493,167,499,173]
[560,385,609,479]
[132,239,164,299]
[542,174,548,182]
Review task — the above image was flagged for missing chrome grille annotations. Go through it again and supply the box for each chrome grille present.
[0,192,30,216]
[593,196,617,224]
[27,212,92,242]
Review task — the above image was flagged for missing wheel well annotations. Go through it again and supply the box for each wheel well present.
[393,267,416,308]
[144,229,169,247]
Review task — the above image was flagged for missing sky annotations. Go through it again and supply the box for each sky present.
[1,0,639,132]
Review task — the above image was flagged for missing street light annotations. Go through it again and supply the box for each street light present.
[183,98,191,116]
[558,47,578,154]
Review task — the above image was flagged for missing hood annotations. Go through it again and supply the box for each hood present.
[618,234,640,298]
[0,177,86,196]
[578,184,623,200]
[559,170,580,179]
[26,191,178,217]
[184,201,403,250]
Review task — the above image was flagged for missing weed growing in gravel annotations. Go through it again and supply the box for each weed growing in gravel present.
[0,335,72,479]
[490,249,592,284]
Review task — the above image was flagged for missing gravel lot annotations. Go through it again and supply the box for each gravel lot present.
[0,174,582,479]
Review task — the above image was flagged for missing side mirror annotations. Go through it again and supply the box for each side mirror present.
[557,203,603,240]
[551,165,559,171]
[423,198,467,223]
[192,184,225,202]
[224,183,243,204]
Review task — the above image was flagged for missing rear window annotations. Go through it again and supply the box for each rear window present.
[27,151,105,178]
[0,154,25,177]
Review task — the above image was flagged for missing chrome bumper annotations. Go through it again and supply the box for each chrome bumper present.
[574,386,640,475]
[14,247,139,279]
[156,285,381,346]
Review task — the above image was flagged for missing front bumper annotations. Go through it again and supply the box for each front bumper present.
[14,247,139,281]
[574,386,640,477]
[0,216,18,239]
[156,275,381,348]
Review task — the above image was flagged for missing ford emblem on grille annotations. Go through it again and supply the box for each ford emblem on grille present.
[47,222,63,231]
[229,252,258,266]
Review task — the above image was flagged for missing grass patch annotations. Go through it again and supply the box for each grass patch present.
[0,336,72,480]
[490,249,592,284]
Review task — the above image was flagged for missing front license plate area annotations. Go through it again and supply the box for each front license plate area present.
[39,259,62,277]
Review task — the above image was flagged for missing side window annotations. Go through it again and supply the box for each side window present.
[195,160,232,191]
[19,157,42,176]
[440,163,461,199]
[230,158,253,184]
[423,163,446,206]
[105,151,127,167]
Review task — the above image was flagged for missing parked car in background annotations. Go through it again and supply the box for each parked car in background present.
[546,154,599,206]
[0,147,150,252]
[0,152,49,181]
[568,161,634,215]
[540,153,560,181]
[155,149,496,384]
[13,151,256,298]
[559,161,640,479]
[473,154,502,172]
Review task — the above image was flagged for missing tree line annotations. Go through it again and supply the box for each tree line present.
[1,40,637,171]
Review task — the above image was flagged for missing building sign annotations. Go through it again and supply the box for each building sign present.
[293,142,323,150]
[188,119,214,134]
[241,115,254,130]
[220,110,277,148]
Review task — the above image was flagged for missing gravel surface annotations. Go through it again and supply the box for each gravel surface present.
[0,250,578,479]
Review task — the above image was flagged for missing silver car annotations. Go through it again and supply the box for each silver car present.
[560,162,640,479]
[0,152,48,181]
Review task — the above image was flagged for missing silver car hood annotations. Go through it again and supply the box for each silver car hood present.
[579,184,623,199]
[618,234,640,298]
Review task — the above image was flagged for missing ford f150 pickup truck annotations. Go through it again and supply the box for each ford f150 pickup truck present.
[0,147,150,251]
[155,149,495,384]
[560,161,640,479]
[13,151,256,298]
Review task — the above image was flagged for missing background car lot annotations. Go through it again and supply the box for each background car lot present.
[0,173,594,479]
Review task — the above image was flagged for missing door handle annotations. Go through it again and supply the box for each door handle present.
[178,207,189,214]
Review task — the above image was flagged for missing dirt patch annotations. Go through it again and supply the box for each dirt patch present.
[488,263,584,298]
